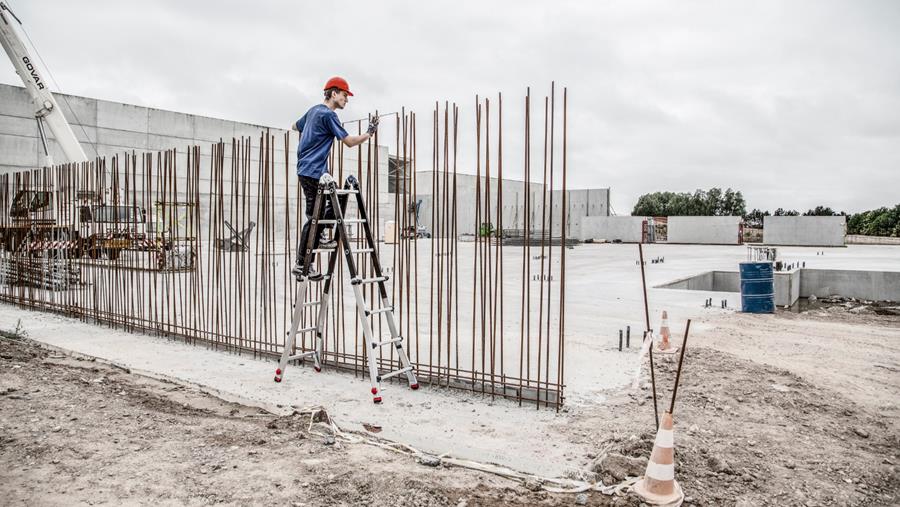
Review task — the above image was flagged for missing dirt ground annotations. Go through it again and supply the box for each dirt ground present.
[2,305,899,506]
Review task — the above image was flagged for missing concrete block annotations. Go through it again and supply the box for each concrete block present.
[97,100,148,132]
[148,109,193,138]
[97,127,148,150]
[0,84,35,117]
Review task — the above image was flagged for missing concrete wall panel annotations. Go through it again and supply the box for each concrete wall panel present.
[579,216,644,243]
[0,134,39,166]
[97,127,148,150]
[0,85,34,117]
[149,109,193,138]
[58,95,98,128]
[799,269,900,301]
[668,216,742,245]
[97,100,148,132]
[764,216,846,246]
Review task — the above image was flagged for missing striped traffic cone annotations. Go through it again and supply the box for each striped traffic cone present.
[632,412,684,506]
[656,310,678,354]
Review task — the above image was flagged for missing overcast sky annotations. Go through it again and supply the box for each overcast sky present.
[2,0,898,214]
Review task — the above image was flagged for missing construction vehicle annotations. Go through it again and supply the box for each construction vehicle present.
[401,199,430,239]
[0,2,195,269]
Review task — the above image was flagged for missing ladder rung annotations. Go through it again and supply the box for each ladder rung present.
[301,300,321,307]
[352,276,388,285]
[316,220,338,225]
[351,248,374,254]
[335,189,359,195]
[312,248,336,253]
[367,307,393,316]
[287,351,317,361]
[373,337,402,348]
[379,366,413,381]
[342,218,366,224]
[292,326,317,334]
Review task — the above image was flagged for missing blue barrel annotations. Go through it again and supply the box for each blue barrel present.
[739,262,775,313]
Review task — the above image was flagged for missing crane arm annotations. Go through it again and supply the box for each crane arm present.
[0,1,87,165]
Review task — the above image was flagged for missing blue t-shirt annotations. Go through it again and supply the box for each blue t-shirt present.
[295,104,349,179]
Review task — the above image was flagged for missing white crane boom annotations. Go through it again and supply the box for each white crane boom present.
[0,1,88,166]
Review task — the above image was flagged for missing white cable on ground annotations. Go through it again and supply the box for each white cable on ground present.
[294,406,638,496]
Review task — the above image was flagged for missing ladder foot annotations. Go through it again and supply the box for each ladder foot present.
[274,376,282,383]
[410,383,419,390]
[373,397,382,404]
[314,366,321,373]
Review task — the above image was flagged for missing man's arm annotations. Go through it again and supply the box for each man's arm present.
[341,133,371,148]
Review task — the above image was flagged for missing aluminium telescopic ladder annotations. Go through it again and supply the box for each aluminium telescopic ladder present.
[273,173,419,403]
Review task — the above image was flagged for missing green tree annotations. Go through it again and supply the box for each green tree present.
[632,187,746,217]
[743,208,769,228]
[846,205,900,236]
[773,208,800,216]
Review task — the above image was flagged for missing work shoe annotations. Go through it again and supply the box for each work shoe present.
[319,238,338,249]
[291,263,324,282]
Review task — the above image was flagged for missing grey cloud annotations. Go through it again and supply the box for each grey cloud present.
[1,0,898,213]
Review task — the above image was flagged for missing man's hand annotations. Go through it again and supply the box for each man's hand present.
[366,115,379,135]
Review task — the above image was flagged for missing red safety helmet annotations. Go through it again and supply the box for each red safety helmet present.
[324,76,353,96]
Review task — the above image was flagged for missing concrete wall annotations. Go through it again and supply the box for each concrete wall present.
[667,216,742,245]
[414,171,609,238]
[764,216,846,247]
[579,216,645,243]
[659,267,898,306]
[799,269,900,301]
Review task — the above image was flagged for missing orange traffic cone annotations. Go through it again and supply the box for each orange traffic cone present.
[632,412,684,506]
[656,311,678,354]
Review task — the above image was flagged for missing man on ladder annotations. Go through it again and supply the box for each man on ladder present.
[291,76,377,281]
[277,77,418,404]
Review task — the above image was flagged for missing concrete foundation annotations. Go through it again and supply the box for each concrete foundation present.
[660,267,899,306]
[764,216,847,247]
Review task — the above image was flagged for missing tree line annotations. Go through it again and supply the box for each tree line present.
[632,188,900,237]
